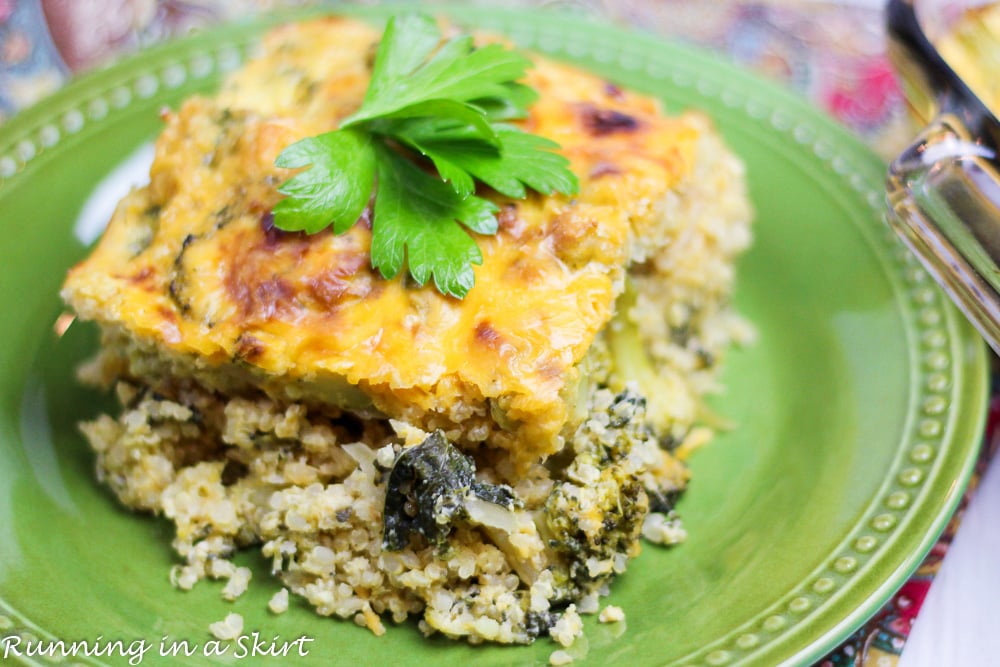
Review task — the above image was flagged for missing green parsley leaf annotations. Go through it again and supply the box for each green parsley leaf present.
[342,18,534,127]
[372,146,498,298]
[273,128,375,234]
[394,123,577,199]
[272,13,579,298]
[473,82,539,121]
[362,13,441,100]
[369,99,498,147]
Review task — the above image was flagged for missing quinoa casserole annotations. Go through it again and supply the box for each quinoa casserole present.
[60,16,753,649]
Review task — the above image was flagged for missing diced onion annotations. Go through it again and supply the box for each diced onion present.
[464,495,518,533]
[341,442,377,477]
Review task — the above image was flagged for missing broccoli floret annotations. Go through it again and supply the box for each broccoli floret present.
[542,388,651,601]
[382,430,517,553]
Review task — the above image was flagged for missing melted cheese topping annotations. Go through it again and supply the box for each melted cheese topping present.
[62,17,701,463]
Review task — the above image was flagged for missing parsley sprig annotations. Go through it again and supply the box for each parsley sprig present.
[272,13,579,298]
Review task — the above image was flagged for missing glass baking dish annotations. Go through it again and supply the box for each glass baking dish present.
[886,0,1000,353]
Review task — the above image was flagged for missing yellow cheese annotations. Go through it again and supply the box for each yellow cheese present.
[62,17,701,465]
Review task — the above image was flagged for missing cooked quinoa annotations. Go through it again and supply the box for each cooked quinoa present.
[64,15,752,648]
[209,613,245,641]
[269,588,290,615]
[598,605,625,624]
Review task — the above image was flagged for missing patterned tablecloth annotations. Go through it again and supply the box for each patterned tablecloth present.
[1,1,995,665]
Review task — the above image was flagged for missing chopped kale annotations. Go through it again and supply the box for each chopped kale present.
[523,610,560,640]
[382,430,516,553]
[646,487,683,514]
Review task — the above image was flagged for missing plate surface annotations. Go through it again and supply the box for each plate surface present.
[0,5,989,666]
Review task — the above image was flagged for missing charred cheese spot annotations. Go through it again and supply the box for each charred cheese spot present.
[154,306,182,345]
[126,266,155,289]
[305,253,369,309]
[579,105,641,136]
[496,203,522,236]
[234,332,266,362]
[474,320,504,350]
[588,162,622,179]
[602,81,626,101]
[231,275,297,322]
[221,228,305,322]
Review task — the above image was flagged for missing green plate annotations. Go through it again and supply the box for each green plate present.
[0,5,989,666]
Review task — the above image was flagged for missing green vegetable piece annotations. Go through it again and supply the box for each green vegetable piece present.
[382,430,516,553]
[541,387,657,602]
